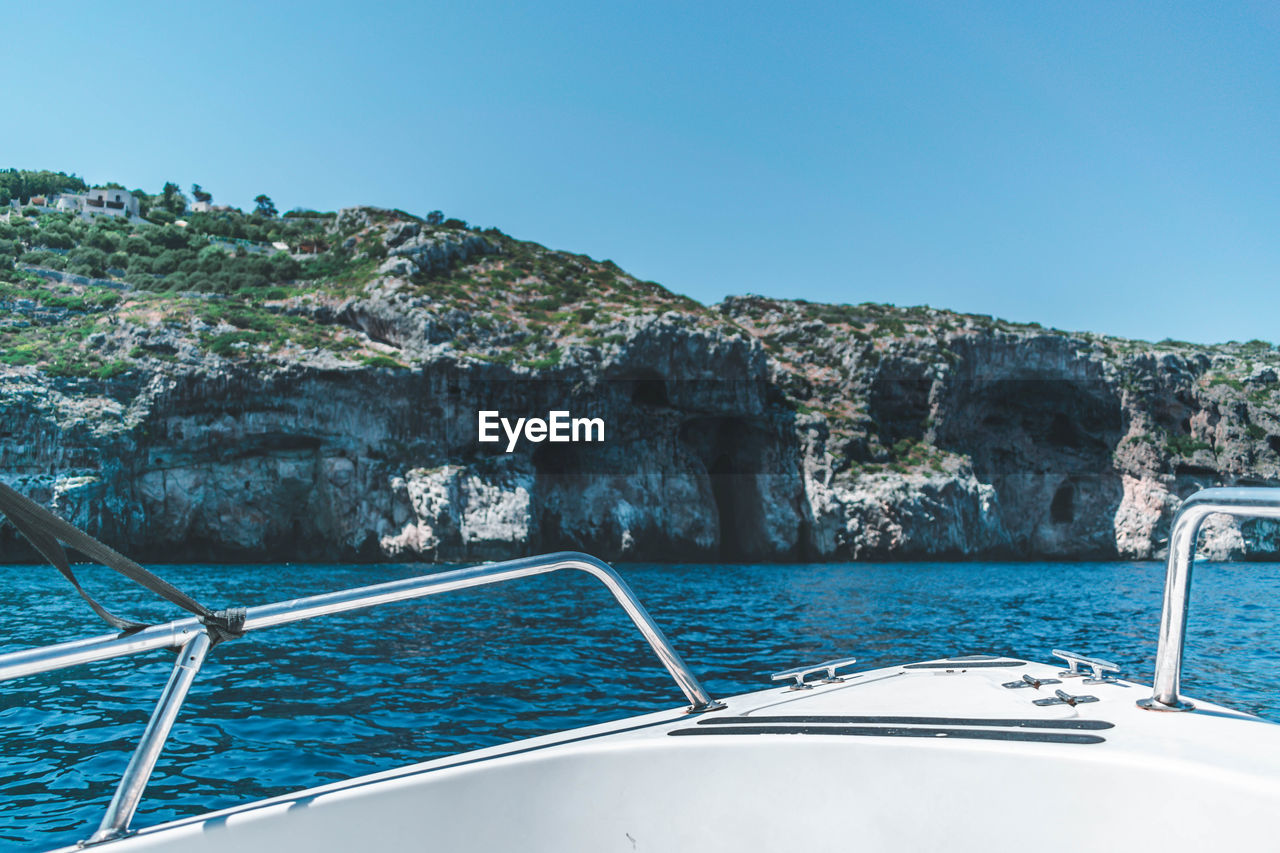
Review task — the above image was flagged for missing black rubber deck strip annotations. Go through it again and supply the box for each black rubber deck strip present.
[903,660,1026,668]
[669,725,1105,744]
[696,715,1113,730]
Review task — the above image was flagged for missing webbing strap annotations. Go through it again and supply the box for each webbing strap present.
[0,481,246,642]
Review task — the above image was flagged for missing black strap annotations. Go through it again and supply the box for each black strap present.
[0,481,245,641]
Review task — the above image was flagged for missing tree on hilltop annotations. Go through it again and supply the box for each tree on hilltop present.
[254,194,278,218]
[0,168,87,203]
[191,184,213,204]
[161,182,187,215]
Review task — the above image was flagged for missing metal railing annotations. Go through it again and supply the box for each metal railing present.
[0,551,723,844]
[1138,487,1280,712]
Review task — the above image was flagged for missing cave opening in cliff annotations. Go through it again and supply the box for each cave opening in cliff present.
[935,377,1123,553]
[680,417,773,561]
[708,453,750,561]
[1049,413,1081,448]
[629,370,670,407]
[1050,481,1075,524]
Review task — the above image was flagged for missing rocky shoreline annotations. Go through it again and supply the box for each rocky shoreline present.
[3,207,1279,564]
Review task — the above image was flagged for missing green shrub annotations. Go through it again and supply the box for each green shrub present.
[880,317,907,337]
[208,330,263,356]
[67,247,108,277]
[1,347,37,366]
[35,226,75,250]
[1208,374,1245,392]
[1165,434,1212,456]
[523,348,561,369]
[359,354,407,369]
[124,235,152,256]
[85,229,121,252]
[90,360,131,379]
[26,252,65,270]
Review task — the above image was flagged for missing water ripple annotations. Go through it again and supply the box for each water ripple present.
[1,561,1277,850]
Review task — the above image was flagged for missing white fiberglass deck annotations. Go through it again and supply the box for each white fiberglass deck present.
[58,655,1280,853]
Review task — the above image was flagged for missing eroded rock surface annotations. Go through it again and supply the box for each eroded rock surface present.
[3,213,1279,563]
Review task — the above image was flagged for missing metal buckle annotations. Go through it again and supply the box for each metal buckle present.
[771,656,859,690]
[1052,649,1121,684]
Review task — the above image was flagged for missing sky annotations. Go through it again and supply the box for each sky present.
[4,1,1278,344]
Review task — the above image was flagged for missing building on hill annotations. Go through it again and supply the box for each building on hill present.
[82,188,140,219]
[0,185,127,219]
[33,188,142,221]
[191,201,237,214]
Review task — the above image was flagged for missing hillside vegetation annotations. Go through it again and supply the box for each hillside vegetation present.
[2,168,1280,564]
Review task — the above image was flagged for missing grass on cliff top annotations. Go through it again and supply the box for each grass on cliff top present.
[385,230,720,365]
[0,206,726,373]
[0,316,128,378]
[726,294,1068,344]
[0,275,129,377]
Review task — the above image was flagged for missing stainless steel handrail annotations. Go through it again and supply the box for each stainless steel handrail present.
[86,632,211,845]
[1138,487,1280,712]
[0,551,723,843]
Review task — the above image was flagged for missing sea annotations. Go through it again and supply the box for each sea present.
[2,560,1278,851]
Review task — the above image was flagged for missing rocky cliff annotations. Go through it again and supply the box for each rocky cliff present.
[3,205,1279,563]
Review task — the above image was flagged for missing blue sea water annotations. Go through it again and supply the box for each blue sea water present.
[1,560,1278,851]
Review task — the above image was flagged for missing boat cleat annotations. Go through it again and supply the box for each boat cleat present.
[1052,649,1123,684]
[771,656,859,690]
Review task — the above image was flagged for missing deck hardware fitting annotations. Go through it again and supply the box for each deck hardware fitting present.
[1033,689,1099,707]
[772,656,858,690]
[1003,673,1062,690]
[1053,649,1120,683]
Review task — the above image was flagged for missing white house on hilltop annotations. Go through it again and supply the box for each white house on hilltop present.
[82,188,140,219]
[31,188,142,220]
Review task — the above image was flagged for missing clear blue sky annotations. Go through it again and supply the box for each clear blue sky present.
[5,2,1278,344]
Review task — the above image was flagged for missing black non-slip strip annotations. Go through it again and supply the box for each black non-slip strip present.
[696,715,1114,731]
[668,725,1105,745]
[903,660,1025,669]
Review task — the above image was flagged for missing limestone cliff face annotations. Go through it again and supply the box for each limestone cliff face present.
[3,210,1279,563]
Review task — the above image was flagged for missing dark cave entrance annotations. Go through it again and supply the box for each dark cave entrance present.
[630,369,670,408]
[681,417,771,561]
[1050,481,1075,524]
[934,376,1124,554]
[708,452,752,561]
